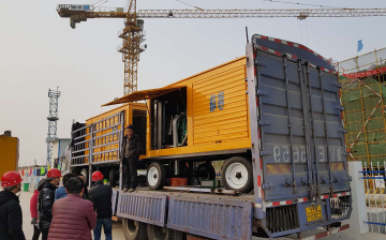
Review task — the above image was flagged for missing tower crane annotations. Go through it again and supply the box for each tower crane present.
[57,1,386,95]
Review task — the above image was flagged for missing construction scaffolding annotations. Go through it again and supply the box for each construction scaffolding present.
[340,48,386,166]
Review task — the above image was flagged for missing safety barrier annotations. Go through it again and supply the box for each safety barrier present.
[360,161,386,234]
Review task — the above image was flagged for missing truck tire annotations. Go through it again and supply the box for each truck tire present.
[147,163,166,190]
[109,168,117,188]
[221,157,253,193]
[196,163,216,183]
[122,218,147,240]
[147,224,186,240]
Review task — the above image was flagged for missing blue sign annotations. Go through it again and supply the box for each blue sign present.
[209,91,224,112]
[210,94,217,112]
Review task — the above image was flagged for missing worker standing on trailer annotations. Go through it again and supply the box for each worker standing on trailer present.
[38,169,61,240]
[120,124,140,193]
[0,171,26,240]
[89,171,113,240]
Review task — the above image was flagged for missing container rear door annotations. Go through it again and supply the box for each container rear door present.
[303,64,350,195]
[256,51,348,201]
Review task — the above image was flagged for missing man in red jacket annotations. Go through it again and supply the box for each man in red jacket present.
[30,179,45,240]
[48,177,97,240]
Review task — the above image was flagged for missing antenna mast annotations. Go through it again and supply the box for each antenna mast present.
[46,88,61,168]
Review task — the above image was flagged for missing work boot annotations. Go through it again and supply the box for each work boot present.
[128,188,135,193]
[123,188,128,193]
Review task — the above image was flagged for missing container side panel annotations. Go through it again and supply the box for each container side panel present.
[167,195,253,240]
[117,192,167,226]
[192,61,249,146]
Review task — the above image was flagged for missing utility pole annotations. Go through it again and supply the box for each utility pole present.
[46,87,61,168]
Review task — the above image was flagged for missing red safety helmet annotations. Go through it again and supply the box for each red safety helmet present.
[92,171,103,182]
[47,168,62,178]
[1,171,23,188]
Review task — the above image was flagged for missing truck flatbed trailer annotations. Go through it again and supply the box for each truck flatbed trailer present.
[112,188,349,240]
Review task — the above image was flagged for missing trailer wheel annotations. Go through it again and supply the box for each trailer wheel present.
[147,163,166,190]
[196,163,216,183]
[222,157,253,193]
[147,224,186,240]
[122,218,148,240]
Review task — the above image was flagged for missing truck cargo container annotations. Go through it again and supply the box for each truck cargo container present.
[0,131,19,177]
[70,34,352,239]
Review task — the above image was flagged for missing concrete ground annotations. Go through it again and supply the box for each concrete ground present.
[19,190,125,240]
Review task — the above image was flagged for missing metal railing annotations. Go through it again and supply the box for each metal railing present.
[360,161,386,234]
[70,111,124,167]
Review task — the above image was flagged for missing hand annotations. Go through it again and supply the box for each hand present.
[94,211,98,217]
[31,217,37,225]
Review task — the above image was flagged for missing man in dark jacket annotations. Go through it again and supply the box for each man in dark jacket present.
[38,169,61,240]
[78,174,89,200]
[0,171,25,240]
[89,171,112,240]
[120,124,140,192]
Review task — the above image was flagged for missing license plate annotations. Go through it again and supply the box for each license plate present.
[306,205,323,222]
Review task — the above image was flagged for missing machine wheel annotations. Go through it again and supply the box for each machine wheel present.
[196,163,216,183]
[122,218,148,240]
[221,157,253,193]
[109,168,119,188]
[147,163,166,190]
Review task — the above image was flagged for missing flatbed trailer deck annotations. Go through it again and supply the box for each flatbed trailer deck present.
[112,188,349,240]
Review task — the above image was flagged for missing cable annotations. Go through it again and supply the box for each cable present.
[175,0,204,11]
[305,19,309,46]
[298,19,303,45]
[262,0,338,8]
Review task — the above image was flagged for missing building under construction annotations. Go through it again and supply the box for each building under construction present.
[339,48,386,167]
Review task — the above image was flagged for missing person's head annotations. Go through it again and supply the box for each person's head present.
[46,168,62,187]
[91,171,103,182]
[62,173,76,186]
[125,124,134,137]
[77,174,86,184]
[65,177,85,196]
[37,179,45,189]
[1,171,23,194]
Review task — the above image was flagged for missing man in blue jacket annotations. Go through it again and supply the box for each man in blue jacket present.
[54,173,75,201]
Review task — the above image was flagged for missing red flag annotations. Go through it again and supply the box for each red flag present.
[21,169,24,176]
[29,168,33,176]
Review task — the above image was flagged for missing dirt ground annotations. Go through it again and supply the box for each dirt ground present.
[18,190,126,240]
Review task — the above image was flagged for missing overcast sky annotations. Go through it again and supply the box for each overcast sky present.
[1,0,385,166]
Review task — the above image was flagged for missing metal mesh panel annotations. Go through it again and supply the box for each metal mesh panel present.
[340,51,386,166]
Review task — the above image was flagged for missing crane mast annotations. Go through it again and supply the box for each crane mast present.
[57,4,386,95]
[118,0,143,95]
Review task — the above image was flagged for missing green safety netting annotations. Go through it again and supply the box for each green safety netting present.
[342,75,386,166]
